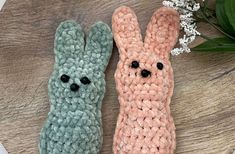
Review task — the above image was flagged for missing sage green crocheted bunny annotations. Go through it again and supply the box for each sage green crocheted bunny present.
[39,20,113,154]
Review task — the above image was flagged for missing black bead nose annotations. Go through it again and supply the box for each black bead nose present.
[70,83,79,92]
[141,69,151,78]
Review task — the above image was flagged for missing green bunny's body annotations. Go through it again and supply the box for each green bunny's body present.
[39,21,113,154]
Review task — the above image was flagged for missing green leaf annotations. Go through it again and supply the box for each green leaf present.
[216,0,235,36]
[192,37,235,52]
[224,0,235,33]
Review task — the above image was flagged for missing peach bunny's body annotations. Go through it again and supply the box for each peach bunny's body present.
[112,6,180,154]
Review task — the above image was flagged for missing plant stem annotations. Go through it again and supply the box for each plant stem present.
[199,34,211,40]
[199,10,235,41]
[199,34,224,46]
[203,0,209,13]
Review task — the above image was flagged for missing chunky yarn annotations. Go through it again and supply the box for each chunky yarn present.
[112,6,180,154]
[39,20,113,154]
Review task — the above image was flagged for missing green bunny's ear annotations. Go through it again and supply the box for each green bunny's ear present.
[84,22,113,72]
[54,20,85,64]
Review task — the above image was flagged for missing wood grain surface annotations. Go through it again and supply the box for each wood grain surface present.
[0,0,234,154]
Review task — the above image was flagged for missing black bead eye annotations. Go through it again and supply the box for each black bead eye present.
[60,74,70,83]
[131,61,139,69]
[80,77,91,85]
[157,62,164,70]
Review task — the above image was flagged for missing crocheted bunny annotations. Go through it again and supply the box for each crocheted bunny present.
[39,21,113,154]
[112,6,180,154]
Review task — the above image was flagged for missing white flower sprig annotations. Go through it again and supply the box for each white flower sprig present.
[163,0,201,55]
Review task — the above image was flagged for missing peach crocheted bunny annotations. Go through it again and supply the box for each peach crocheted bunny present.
[112,6,180,154]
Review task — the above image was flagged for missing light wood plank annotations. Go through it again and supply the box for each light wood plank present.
[0,0,234,153]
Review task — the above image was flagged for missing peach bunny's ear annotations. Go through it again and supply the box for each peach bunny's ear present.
[112,6,143,55]
[144,7,180,59]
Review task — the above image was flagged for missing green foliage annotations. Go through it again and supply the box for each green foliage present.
[194,0,235,52]
[216,0,235,36]
[192,37,235,52]
[224,0,235,33]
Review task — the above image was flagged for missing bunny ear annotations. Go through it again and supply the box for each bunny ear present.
[144,7,180,59]
[84,21,113,72]
[112,6,143,55]
[54,20,85,64]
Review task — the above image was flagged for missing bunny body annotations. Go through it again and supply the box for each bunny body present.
[112,7,180,154]
[39,21,113,154]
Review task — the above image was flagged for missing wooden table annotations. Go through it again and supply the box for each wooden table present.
[0,0,234,153]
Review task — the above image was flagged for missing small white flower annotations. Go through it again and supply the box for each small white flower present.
[163,0,201,55]
[162,1,174,7]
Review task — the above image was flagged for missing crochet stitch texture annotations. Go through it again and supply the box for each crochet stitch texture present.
[112,6,180,154]
[39,20,113,154]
